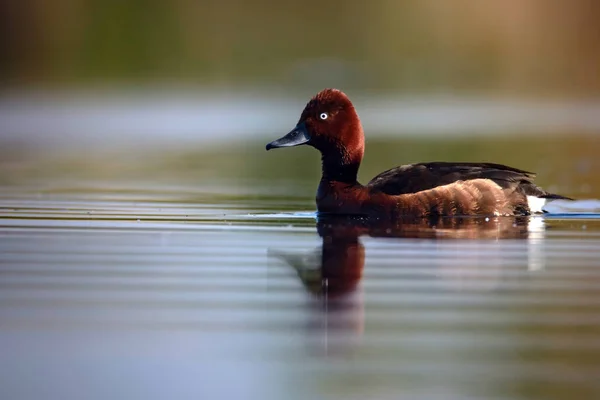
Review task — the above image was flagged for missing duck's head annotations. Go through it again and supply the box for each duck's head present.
[266,89,364,166]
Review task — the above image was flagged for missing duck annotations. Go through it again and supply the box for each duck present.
[265,88,570,218]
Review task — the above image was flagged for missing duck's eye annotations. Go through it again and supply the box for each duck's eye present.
[319,112,328,120]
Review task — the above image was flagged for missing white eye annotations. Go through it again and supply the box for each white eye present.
[319,112,328,120]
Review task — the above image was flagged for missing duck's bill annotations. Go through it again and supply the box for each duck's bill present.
[266,122,310,150]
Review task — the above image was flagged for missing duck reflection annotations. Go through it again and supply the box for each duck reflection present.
[268,215,544,355]
[274,215,534,297]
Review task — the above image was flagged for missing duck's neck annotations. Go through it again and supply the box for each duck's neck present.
[319,116,365,185]
[320,148,362,184]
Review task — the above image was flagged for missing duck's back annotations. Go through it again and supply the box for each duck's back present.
[369,162,559,196]
[367,162,570,215]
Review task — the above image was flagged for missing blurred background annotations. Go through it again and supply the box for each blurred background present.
[1,0,599,200]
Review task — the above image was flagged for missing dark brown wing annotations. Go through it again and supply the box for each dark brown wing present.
[367,162,565,198]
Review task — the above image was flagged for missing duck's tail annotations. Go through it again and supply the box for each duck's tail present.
[527,193,574,214]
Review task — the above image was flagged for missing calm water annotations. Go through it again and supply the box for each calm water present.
[1,185,599,400]
[1,91,599,399]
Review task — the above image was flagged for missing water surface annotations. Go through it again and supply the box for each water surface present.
[1,91,599,399]
[1,186,599,400]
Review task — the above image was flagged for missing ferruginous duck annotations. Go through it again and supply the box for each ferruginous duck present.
[266,89,570,218]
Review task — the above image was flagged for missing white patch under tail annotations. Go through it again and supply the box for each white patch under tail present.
[527,196,548,214]
[542,199,600,215]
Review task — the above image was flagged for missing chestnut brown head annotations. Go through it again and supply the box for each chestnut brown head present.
[266,89,365,166]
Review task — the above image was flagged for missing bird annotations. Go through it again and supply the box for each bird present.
[266,88,570,218]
